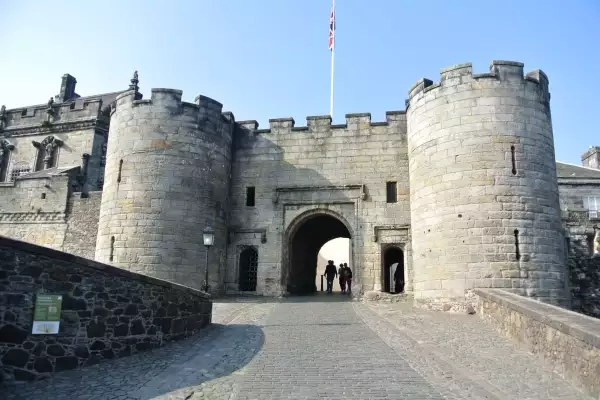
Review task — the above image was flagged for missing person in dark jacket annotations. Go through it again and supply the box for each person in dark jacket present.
[324,260,337,293]
[338,263,346,293]
[342,263,352,294]
[393,266,405,293]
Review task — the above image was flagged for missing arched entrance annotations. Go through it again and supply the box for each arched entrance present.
[286,211,352,295]
[383,246,404,293]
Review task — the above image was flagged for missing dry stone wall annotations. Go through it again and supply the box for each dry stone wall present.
[407,60,568,310]
[0,236,211,385]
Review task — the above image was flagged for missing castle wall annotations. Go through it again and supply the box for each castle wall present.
[95,89,233,293]
[228,112,410,295]
[63,191,102,259]
[406,61,568,310]
[0,175,71,249]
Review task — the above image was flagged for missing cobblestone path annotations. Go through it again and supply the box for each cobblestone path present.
[3,296,591,400]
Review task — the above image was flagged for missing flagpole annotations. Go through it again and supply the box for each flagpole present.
[329,0,335,119]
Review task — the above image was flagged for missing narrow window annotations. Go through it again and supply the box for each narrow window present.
[511,145,517,175]
[41,193,46,199]
[514,229,520,260]
[246,186,255,207]
[109,236,115,261]
[565,237,571,256]
[386,181,397,203]
[117,159,123,184]
[21,109,27,117]
[69,102,76,110]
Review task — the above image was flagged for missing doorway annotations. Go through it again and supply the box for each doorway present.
[286,212,352,295]
[383,246,404,293]
[239,247,258,291]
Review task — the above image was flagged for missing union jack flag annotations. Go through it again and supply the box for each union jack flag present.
[328,3,335,51]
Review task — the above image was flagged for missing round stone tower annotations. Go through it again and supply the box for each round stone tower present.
[95,88,233,293]
[406,60,568,310]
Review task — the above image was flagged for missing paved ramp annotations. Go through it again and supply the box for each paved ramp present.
[4,295,591,399]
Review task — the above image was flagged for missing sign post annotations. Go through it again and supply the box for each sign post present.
[32,294,63,334]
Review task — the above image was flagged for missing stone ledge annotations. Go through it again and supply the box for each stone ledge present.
[0,235,209,300]
[475,288,600,349]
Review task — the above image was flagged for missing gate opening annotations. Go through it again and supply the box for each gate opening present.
[287,213,351,295]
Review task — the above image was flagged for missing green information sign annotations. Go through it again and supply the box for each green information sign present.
[32,294,63,334]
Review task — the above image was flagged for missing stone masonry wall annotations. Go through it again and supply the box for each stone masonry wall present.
[0,235,212,385]
[475,288,600,398]
[407,61,567,310]
[229,112,410,296]
[63,191,102,259]
[95,89,233,293]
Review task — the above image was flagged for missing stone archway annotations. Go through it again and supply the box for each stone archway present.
[383,246,404,293]
[284,210,353,295]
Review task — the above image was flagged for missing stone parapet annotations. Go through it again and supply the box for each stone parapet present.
[0,235,211,385]
[475,288,600,398]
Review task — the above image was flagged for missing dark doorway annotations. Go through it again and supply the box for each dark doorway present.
[288,214,351,295]
[383,246,404,293]
[239,247,258,291]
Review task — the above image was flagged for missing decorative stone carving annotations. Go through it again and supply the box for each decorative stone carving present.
[38,136,63,169]
[0,105,6,130]
[129,70,139,92]
[100,141,107,166]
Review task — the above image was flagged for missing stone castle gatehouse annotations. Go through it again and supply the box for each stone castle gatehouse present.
[2,60,600,311]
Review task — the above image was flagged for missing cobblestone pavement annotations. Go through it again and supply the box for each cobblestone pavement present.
[3,295,592,400]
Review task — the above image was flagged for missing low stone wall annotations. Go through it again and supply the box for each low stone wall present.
[475,288,600,398]
[0,235,212,385]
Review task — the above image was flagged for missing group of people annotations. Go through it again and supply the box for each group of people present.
[323,260,353,294]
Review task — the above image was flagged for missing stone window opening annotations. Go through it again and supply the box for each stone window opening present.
[109,236,115,262]
[583,196,599,219]
[41,193,46,199]
[9,165,30,182]
[0,139,15,182]
[514,229,520,260]
[386,181,397,203]
[511,145,517,175]
[246,186,255,207]
[69,102,76,110]
[21,109,27,117]
[238,247,258,291]
[117,159,123,184]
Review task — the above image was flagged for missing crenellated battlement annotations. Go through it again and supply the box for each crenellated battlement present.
[114,88,225,122]
[0,98,104,132]
[407,60,550,106]
[242,111,406,134]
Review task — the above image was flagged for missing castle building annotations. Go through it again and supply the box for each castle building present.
[1,61,600,310]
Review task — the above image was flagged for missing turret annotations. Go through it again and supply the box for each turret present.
[95,73,234,293]
[406,60,567,311]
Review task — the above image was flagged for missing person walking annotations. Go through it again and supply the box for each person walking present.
[324,260,337,294]
[338,263,346,293]
[342,263,352,294]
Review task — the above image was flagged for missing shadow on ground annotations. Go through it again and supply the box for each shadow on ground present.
[4,323,265,400]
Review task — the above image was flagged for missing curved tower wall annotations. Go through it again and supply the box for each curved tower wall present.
[406,60,567,310]
[95,89,233,292]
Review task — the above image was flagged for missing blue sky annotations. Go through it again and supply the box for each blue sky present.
[1,0,598,164]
